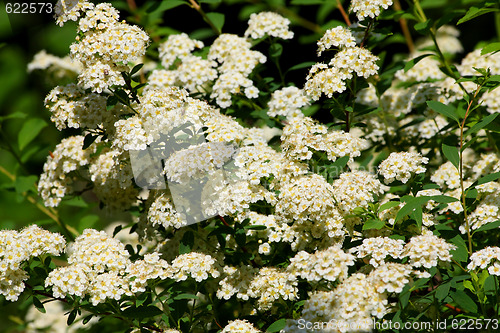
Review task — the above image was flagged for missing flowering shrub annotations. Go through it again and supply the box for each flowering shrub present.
[2,0,500,332]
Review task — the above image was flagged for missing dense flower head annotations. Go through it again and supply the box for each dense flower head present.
[159,33,204,68]
[244,12,294,40]
[349,236,405,267]
[267,86,309,120]
[77,3,119,31]
[222,319,261,333]
[403,232,456,270]
[147,193,187,230]
[54,0,94,26]
[431,161,462,189]
[378,151,429,184]
[368,263,413,294]
[38,135,94,207]
[332,170,387,216]
[305,47,379,100]
[349,0,393,21]
[67,229,131,273]
[28,50,81,76]
[275,174,344,238]
[317,26,356,56]
[170,252,220,282]
[467,247,500,275]
[0,226,65,301]
[461,193,500,234]
[287,246,355,282]
[247,267,298,310]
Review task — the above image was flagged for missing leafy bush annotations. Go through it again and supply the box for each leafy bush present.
[2,0,500,332]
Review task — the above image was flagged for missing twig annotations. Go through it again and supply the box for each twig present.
[337,0,351,26]
[394,0,415,53]
[188,0,222,35]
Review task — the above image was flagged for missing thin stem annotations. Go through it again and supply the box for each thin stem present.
[336,0,352,26]
[459,86,482,256]
[0,165,78,241]
[394,0,415,53]
[451,258,468,273]
[188,0,222,35]
[276,6,323,34]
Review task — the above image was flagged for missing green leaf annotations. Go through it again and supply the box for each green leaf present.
[395,196,428,222]
[458,6,499,25]
[378,200,400,212]
[244,225,267,230]
[442,143,460,170]
[478,171,500,186]
[0,111,26,122]
[15,175,37,194]
[435,282,451,301]
[82,314,93,325]
[146,0,185,13]
[79,215,99,231]
[414,19,432,35]
[450,290,478,313]
[267,318,286,332]
[234,228,247,248]
[173,293,200,300]
[426,101,459,123]
[205,12,225,33]
[179,231,194,254]
[130,63,143,76]
[122,305,163,319]
[463,280,475,292]
[362,219,386,230]
[286,61,315,73]
[412,205,423,229]
[82,133,97,150]
[474,219,500,233]
[67,309,78,325]
[32,296,46,313]
[270,43,283,58]
[465,113,499,137]
[404,54,433,73]
[18,118,47,151]
[199,0,222,3]
[481,42,500,55]
[450,235,468,262]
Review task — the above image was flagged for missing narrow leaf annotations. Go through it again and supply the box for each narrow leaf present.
[450,290,478,313]
[474,219,500,233]
[442,143,460,170]
[362,219,386,230]
[458,7,499,25]
[481,42,500,55]
[205,12,225,33]
[404,54,432,73]
[267,319,286,332]
[18,118,47,151]
[465,113,499,137]
[173,293,200,300]
[427,101,459,123]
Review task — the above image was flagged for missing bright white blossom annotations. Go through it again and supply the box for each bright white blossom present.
[245,12,293,40]
[378,151,429,184]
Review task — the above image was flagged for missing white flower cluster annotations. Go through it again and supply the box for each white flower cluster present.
[267,86,309,120]
[276,174,345,239]
[378,151,429,184]
[403,232,456,271]
[368,263,414,294]
[170,252,220,282]
[45,229,177,305]
[44,83,121,130]
[217,265,297,311]
[332,170,387,216]
[222,319,261,333]
[244,12,294,40]
[349,236,405,267]
[317,26,356,56]
[67,3,149,92]
[461,193,500,234]
[28,50,81,76]
[208,34,266,107]
[163,142,236,183]
[54,0,93,26]
[158,33,204,68]
[287,246,355,282]
[38,136,93,207]
[281,117,369,162]
[147,192,187,230]
[467,247,500,275]
[349,0,393,21]
[305,37,379,100]
[0,225,65,301]
[431,161,462,189]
